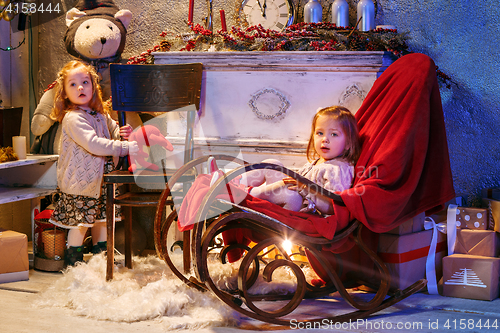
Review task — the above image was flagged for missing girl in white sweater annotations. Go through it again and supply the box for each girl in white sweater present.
[48,60,139,266]
[240,106,360,216]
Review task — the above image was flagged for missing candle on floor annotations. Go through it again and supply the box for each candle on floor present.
[220,10,227,31]
[12,136,27,159]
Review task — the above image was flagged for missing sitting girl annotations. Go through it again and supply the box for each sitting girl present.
[240,106,360,215]
[48,60,139,266]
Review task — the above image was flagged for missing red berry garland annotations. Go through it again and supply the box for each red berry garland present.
[126,23,453,88]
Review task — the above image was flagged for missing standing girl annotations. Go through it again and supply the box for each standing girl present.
[241,106,360,215]
[48,60,138,266]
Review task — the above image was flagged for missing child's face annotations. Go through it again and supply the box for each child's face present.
[64,67,93,108]
[313,115,346,162]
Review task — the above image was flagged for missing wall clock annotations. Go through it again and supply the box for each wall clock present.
[238,0,295,32]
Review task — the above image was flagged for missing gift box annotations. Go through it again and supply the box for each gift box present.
[482,198,500,232]
[455,207,489,230]
[426,194,468,224]
[0,229,29,284]
[386,212,425,235]
[443,254,500,301]
[455,229,500,257]
[378,229,447,290]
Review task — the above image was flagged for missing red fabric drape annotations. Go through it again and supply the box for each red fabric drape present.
[340,53,455,234]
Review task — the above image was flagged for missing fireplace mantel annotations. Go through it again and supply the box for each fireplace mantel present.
[152,51,394,169]
[154,51,394,72]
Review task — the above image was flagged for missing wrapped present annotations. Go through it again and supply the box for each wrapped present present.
[455,207,489,230]
[426,194,467,224]
[482,198,500,232]
[386,212,425,235]
[455,229,500,257]
[0,229,29,284]
[378,229,447,290]
[443,254,500,301]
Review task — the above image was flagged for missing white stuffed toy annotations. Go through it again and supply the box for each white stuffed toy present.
[31,0,141,154]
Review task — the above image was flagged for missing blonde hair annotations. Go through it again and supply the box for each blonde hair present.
[50,60,105,123]
[306,106,361,164]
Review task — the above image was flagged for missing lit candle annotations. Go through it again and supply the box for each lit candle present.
[188,0,194,24]
[220,9,227,31]
[12,136,26,159]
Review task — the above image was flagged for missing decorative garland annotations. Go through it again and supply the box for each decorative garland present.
[128,22,453,88]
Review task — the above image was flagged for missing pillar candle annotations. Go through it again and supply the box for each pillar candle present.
[12,136,27,159]
[220,10,227,31]
[188,0,194,24]
[357,0,375,31]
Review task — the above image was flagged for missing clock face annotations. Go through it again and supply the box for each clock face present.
[239,0,294,31]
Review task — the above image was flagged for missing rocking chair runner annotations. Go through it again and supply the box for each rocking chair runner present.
[153,53,455,326]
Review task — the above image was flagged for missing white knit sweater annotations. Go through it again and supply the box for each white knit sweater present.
[57,108,130,198]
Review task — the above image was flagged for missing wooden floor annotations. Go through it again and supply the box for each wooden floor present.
[1,265,500,333]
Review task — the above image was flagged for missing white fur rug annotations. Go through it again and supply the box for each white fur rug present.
[34,253,318,330]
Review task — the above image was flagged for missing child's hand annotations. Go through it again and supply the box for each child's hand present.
[299,198,317,213]
[128,141,140,156]
[119,124,133,140]
[283,177,302,192]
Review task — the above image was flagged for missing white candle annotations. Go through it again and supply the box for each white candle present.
[12,136,27,159]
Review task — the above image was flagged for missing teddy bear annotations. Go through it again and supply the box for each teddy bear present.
[31,0,141,154]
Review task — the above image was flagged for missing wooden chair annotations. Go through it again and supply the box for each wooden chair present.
[104,63,202,280]
[152,53,455,326]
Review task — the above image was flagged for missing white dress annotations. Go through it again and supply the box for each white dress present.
[297,158,354,209]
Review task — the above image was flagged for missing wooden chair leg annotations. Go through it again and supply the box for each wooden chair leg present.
[124,205,133,269]
[106,183,115,281]
[183,230,191,274]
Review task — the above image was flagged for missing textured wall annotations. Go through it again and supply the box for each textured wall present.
[38,0,500,204]
[378,0,500,204]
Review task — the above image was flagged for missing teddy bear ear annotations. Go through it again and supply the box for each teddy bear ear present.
[66,8,87,27]
[115,9,132,29]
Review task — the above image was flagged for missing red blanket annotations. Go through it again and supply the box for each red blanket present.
[341,53,455,234]
[178,53,455,263]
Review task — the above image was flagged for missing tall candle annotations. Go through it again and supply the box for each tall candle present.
[220,10,227,31]
[12,136,27,159]
[188,0,194,24]
[331,0,349,28]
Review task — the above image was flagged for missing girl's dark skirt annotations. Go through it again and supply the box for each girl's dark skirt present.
[50,159,122,229]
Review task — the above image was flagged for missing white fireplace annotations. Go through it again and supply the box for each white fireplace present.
[152,51,394,169]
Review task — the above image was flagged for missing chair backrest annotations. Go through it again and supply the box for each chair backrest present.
[110,63,203,164]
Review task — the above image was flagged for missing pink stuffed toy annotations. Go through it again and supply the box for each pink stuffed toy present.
[128,125,174,173]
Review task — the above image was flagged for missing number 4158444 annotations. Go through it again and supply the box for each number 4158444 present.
[444,319,498,330]
[4,2,61,15]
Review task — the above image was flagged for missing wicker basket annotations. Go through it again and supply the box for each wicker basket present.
[33,209,67,271]
[41,229,66,259]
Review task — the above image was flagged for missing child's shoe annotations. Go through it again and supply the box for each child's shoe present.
[92,241,107,255]
[64,246,84,266]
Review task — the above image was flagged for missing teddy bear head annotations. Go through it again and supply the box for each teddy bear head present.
[64,0,132,63]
